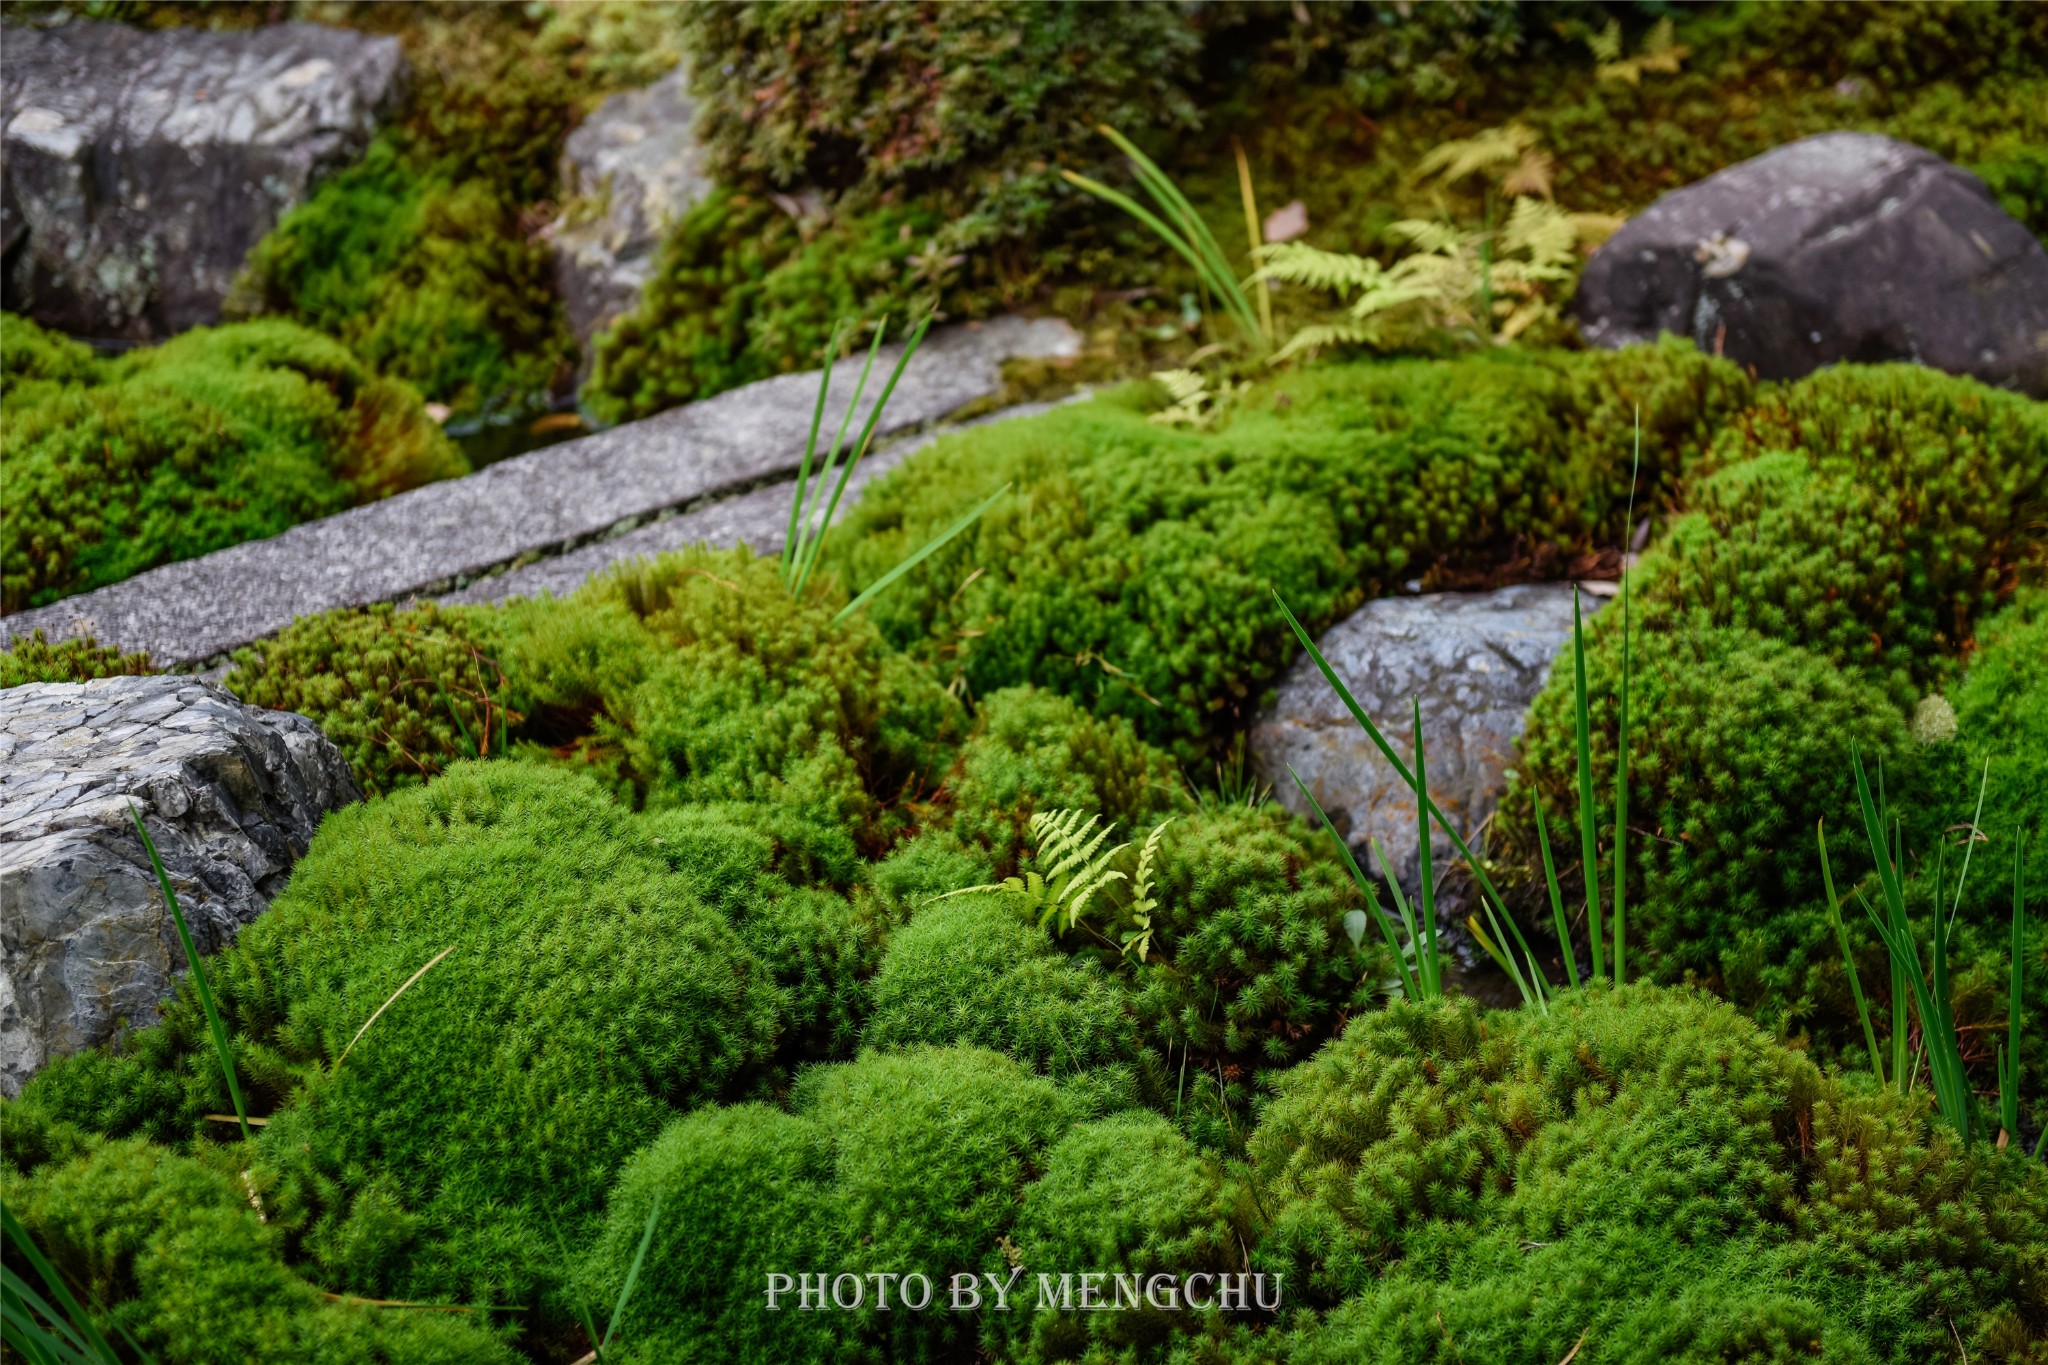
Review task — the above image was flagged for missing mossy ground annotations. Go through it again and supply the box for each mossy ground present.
[3,4,2047,1362]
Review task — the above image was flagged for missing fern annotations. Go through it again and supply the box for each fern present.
[1119,819,1173,963]
[944,808,1129,933]
[1593,17,1688,85]
[1148,368,1244,429]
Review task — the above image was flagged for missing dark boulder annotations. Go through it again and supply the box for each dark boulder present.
[1,19,402,340]
[1575,132,2048,397]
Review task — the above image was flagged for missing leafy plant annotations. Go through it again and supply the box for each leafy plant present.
[0,1203,144,1365]
[1147,368,1242,430]
[1589,17,1689,86]
[1063,125,1268,353]
[951,808,1130,934]
[1119,819,1173,963]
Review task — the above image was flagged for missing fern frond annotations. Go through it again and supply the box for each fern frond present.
[1130,819,1171,916]
[1270,320,1382,363]
[1253,241,1391,296]
[1388,219,1469,257]
[1414,123,1536,189]
[1499,197,1579,274]
[1587,18,1623,62]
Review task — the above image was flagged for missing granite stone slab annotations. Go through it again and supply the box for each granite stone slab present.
[3,316,1078,665]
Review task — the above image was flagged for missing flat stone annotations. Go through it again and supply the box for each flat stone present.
[0,676,359,1095]
[1250,584,1605,897]
[1,19,403,338]
[1576,132,2048,396]
[548,61,713,350]
[1,315,1079,665]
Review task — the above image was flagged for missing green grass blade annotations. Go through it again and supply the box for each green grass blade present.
[792,318,888,595]
[1411,699,1441,998]
[1062,165,1260,347]
[1946,754,1992,940]
[785,318,850,578]
[1612,413,1639,984]
[1097,125,1264,345]
[1571,587,1605,984]
[1817,820,1884,1083]
[602,1191,665,1352]
[127,803,248,1141]
[1,1203,134,1363]
[2006,834,2027,1138]
[799,314,935,597]
[1371,836,1423,976]
[834,482,1010,625]
[1273,590,1548,989]
[1533,792,1579,989]
[1289,767,1419,1000]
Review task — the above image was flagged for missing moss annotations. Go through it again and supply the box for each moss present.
[832,340,1745,762]
[0,315,463,611]
[1,1138,519,1363]
[1497,364,2047,1009]
[864,894,1141,1081]
[579,1047,1077,1364]
[1261,985,2048,1364]
[0,629,153,688]
[228,546,965,836]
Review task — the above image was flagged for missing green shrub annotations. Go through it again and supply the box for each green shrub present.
[1,315,463,611]
[578,1047,1075,1364]
[0,629,153,687]
[1259,985,2048,1363]
[1,1138,519,1363]
[864,894,1140,1080]
[832,340,1747,762]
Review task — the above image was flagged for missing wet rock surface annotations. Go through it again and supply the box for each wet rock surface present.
[1251,584,1604,898]
[1,19,402,339]
[1576,132,2048,397]
[0,676,358,1095]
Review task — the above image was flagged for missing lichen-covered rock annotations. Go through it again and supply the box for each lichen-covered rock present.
[0,676,358,1095]
[1250,584,1603,897]
[548,61,714,350]
[1575,132,2048,397]
[0,19,403,339]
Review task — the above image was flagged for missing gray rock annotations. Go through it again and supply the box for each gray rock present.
[0,315,1080,666]
[548,62,713,349]
[1576,133,2048,397]
[0,676,359,1096]
[1,19,403,339]
[1250,584,1606,898]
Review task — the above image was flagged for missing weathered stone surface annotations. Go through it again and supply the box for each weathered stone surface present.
[548,62,712,349]
[1,19,403,339]
[1250,584,1605,897]
[0,676,359,1095]
[1576,132,2048,397]
[447,397,1070,607]
[0,315,1080,666]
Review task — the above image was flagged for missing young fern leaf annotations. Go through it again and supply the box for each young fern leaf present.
[1120,818,1173,963]
[1032,808,1130,931]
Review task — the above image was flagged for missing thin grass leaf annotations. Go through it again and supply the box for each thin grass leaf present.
[336,946,455,1069]
[1946,754,1993,939]
[1371,837,1425,983]
[1233,137,1274,345]
[1097,125,1265,344]
[127,803,248,1140]
[2005,834,2028,1139]
[1532,792,1579,989]
[1272,591,1550,987]
[1289,767,1419,999]
[791,319,889,595]
[1817,820,1884,1082]
[1612,411,1639,983]
[785,318,851,576]
[1063,168,1256,345]
[1,1204,138,1364]
[796,315,936,598]
[834,483,1010,624]
[1570,587,1604,983]
[602,1192,665,1356]
[1411,698,1441,998]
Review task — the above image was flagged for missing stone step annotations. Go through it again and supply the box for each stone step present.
[3,316,1078,666]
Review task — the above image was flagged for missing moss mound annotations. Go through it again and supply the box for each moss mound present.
[1,1139,518,1363]
[833,339,1745,761]
[0,315,463,611]
[0,629,153,688]
[1261,985,2048,1364]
